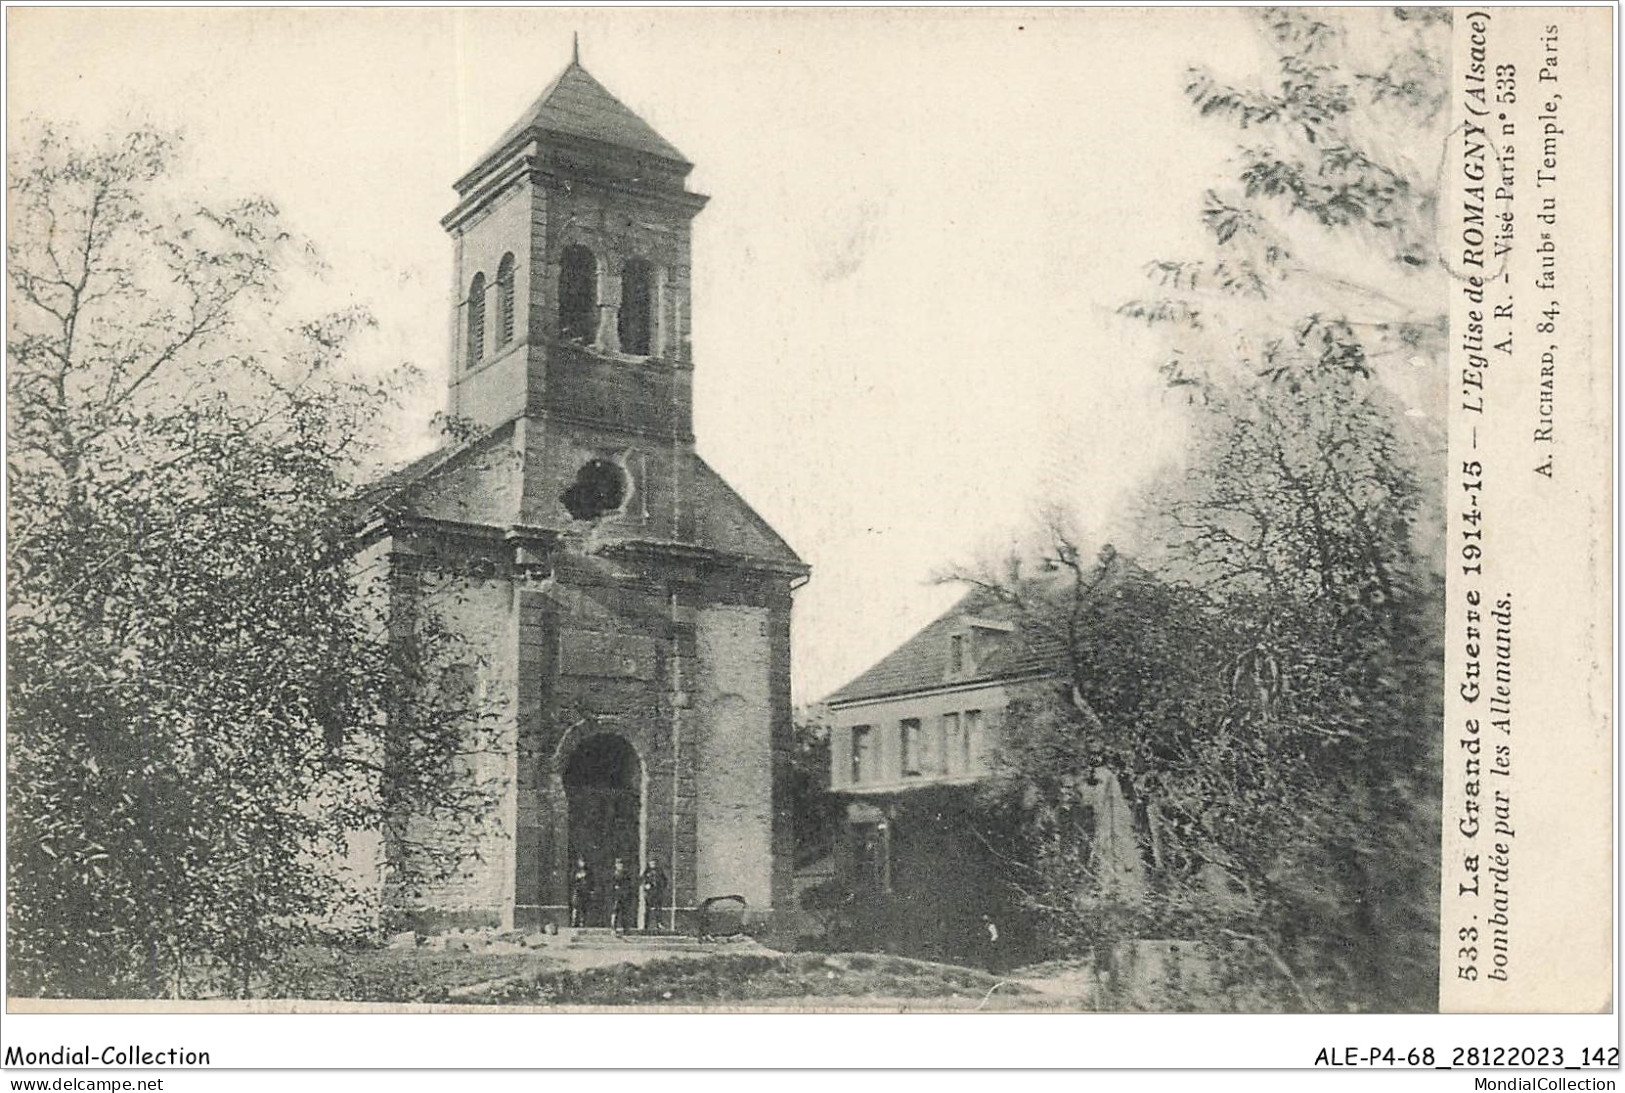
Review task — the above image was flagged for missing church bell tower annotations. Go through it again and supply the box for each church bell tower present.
[441,53,713,538]
[363,50,806,937]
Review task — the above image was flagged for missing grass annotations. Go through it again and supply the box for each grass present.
[266,947,1029,1006]
[475,952,1025,1006]
[263,947,561,1003]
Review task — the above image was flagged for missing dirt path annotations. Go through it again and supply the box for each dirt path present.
[1005,965,1095,1006]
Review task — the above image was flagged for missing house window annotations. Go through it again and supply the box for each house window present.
[495,252,516,345]
[618,258,653,355]
[850,725,873,784]
[949,634,964,674]
[465,272,486,366]
[559,244,597,342]
[964,709,982,770]
[941,712,961,773]
[900,718,924,776]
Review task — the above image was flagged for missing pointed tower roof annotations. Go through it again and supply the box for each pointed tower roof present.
[476,59,689,171]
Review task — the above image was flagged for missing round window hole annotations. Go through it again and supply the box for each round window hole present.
[561,458,628,521]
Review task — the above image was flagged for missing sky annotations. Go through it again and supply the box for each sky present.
[7,7,1260,701]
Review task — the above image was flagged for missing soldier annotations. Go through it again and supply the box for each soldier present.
[639,860,667,932]
[569,858,593,928]
[609,858,636,934]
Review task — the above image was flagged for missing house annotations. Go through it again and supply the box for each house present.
[821,590,1061,959]
[820,548,1168,961]
[350,52,808,937]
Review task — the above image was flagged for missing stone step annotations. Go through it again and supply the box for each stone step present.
[564,929,754,950]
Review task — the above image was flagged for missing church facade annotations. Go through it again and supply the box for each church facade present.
[352,57,807,935]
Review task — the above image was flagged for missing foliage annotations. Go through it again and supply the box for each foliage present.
[951,8,1446,1012]
[477,951,1025,1005]
[1121,6,1451,400]
[265,946,553,1004]
[964,389,1441,1009]
[267,948,1024,1006]
[1150,370,1441,1011]
[6,125,498,997]
[788,706,838,867]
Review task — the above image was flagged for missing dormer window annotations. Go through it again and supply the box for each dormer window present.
[465,272,487,367]
[950,617,1013,679]
[559,244,597,343]
[618,258,653,356]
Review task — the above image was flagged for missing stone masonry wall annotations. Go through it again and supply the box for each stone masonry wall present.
[395,567,518,929]
[448,177,535,427]
[693,605,774,913]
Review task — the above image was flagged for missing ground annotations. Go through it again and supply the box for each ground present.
[262,928,1083,1010]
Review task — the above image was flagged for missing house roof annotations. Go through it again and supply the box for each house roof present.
[473,60,688,173]
[823,589,1063,707]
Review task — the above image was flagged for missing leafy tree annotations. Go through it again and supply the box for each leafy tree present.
[1149,369,1440,1011]
[1124,7,1443,1011]
[1122,6,1451,407]
[1139,10,1446,1009]
[952,8,1447,1010]
[6,125,496,997]
[948,530,1232,988]
[961,394,1438,1009]
[788,706,838,868]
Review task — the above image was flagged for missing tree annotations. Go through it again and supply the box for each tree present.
[960,426,1437,1009]
[6,125,495,997]
[1147,370,1440,1011]
[1122,6,1451,412]
[787,706,838,869]
[1124,7,1443,1010]
[1134,8,1447,1009]
[946,531,1226,981]
[946,527,1236,986]
[950,9,1448,1010]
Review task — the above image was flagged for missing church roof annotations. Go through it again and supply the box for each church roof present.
[476,60,688,171]
[343,432,487,525]
[351,430,803,573]
[689,454,803,569]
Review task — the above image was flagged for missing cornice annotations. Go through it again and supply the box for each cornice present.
[443,142,708,234]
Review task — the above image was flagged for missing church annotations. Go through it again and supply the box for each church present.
[351,53,807,936]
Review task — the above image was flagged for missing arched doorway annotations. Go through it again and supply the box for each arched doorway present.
[563,734,642,927]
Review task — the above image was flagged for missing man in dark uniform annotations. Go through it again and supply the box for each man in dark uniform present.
[639,860,667,932]
[609,858,636,934]
[569,858,593,928]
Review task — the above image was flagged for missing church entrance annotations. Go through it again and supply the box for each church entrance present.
[563,734,642,927]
